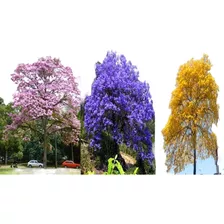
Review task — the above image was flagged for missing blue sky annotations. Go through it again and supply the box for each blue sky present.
[175,157,217,175]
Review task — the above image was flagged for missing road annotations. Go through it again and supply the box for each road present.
[13,168,81,175]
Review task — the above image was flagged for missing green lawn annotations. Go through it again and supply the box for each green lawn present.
[0,165,81,175]
[0,167,17,174]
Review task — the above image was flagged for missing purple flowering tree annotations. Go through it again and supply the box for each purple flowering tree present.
[84,51,155,165]
[8,57,81,167]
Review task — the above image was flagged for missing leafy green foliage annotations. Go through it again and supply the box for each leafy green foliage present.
[77,100,88,141]
[87,155,139,175]
[80,143,94,174]
[0,99,24,163]
[136,158,155,174]
[105,155,125,175]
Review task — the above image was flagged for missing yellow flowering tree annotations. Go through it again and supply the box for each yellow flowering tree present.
[162,55,219,174]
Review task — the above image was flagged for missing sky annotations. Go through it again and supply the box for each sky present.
[0,0,224,175]
[178,157,216,175]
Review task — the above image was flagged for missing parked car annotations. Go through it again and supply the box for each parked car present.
[62,160,80,169]
[27,160,43,168]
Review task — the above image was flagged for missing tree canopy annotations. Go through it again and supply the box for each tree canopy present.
[84,51,155,164]
[8,56,81,167]
[162,54,219,174]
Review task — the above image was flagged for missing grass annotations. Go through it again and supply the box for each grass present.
[0,164,81,175]
[0,167,17,174]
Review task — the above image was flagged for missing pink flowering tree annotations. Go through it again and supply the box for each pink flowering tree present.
[8,57,81,167]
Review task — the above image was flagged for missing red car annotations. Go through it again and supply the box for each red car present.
[62,160,80,169]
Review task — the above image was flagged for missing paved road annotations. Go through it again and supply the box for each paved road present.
[13,168,81,175]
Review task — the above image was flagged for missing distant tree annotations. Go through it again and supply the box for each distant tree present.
[162,55,219,174]
[85,51,155,165]
[0,97,4,105]
[0,99,23,164]
[8,57,81,167]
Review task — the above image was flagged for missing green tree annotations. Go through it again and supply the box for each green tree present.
[0,99,23,164]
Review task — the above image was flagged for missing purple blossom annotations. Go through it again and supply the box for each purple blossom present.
[84,51,155,164]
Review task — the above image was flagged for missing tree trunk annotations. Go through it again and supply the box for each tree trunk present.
[193,149,196,175]
[193,132,196,175]
[43,118,48,168]
[215,148,219,174]
[113,139,127,171]
[137,156,146,174]
[71,143,74,161]
[43,133,47,168]
[113,140,119,155]
[78,137,81,157]
[55,135,57,168]
[5,149,8,165]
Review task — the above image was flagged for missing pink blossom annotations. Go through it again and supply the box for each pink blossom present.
[9,56,81,145]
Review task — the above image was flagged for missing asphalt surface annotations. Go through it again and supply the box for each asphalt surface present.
[13,168,81,175]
